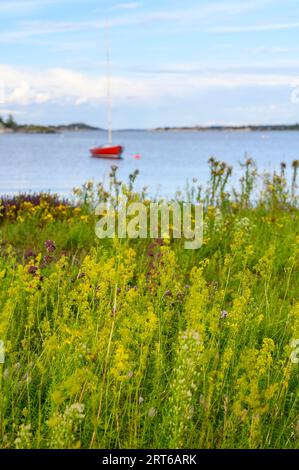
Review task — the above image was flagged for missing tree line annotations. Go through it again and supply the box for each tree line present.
[0,114,18,130]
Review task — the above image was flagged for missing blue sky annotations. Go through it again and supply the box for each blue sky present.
[1,0,299,127]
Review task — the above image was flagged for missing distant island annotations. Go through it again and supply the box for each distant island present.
[0,115,101,134]
[153,124,299,132]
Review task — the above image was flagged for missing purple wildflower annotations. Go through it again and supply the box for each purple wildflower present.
[44,240,56,253]
[24,249,36,259]
[221,310,228,319]
[27,265,38,275]
[164,290,172,298]
[43,255,53,264]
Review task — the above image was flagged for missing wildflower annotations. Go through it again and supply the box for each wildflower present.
[27,265,38,275]
[176,291,184,301]
[47,403,85,449]
[65,403,85,420]
[44,239,56,253]
[164,329,202,446]
[43,213,54,222]
[43,254,53,264]
[24,249,36,259]
[221,310,228,319]
[14,424,32,449]
[110,343,131,380]
[126,285,138,292]
[235,216,252,231]
[163,290,172,298]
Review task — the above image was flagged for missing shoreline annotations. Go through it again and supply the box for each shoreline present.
[1,117,299,135]
[1,126,299,134]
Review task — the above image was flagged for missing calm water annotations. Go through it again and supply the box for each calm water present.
[0,130,298,198]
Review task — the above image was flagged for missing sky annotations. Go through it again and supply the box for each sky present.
[1,0,299,128]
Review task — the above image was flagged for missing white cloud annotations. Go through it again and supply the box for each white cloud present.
[0,64,154,106]
[228,104,279,113]
[0,64,297,110]
[145,59,299,75]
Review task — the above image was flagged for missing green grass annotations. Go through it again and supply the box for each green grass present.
[0,159,298,449]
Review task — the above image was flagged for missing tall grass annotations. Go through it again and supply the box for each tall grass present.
[0,159,298,449]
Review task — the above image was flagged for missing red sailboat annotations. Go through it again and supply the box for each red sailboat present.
[90,144,123,159]
[90,24,123,160]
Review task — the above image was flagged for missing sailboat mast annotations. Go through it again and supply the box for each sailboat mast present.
[90,22,123,158]
[105,22,113,145]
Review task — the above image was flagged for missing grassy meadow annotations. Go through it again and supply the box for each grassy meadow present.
[0,158,298,449]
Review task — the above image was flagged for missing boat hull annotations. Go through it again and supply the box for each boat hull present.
[90,145,123,159]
